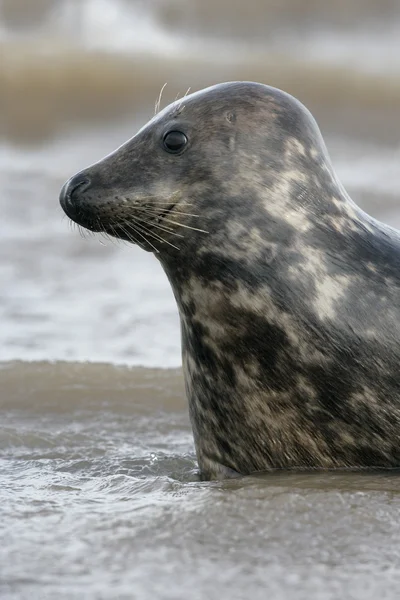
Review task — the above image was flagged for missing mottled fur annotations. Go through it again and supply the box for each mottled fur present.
[60,82,400,480]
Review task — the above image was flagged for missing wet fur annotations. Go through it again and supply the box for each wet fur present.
[60,82,400,480]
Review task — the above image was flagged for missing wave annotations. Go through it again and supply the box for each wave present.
[2,0,400,142]
[3,40,400,142]
[0,360,185,412]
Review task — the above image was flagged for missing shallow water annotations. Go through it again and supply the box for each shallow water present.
[1,361,400,600]
[2,1,400,598]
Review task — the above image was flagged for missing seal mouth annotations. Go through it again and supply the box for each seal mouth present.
[102,196,208,252]
[80,200,181,253]
[145,202,176,229]
[61,179,206,253]
[114,201,180,252]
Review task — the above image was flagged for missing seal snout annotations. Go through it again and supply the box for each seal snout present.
[59,173,91,221]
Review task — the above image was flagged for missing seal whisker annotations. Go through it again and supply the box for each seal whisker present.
[77,224,90,240]
[133,216,185,238]
[109,224,127,246]
[99,228,120,247]
[121,193,192,206]
[175,87,191,114]
[149,201,194,206]
[130,207,206,233]
[113,222,136,244]
[109,221,142,249]
[129,210,185,237]
[154,217,209,234]
[94,217,126,247]
[118,220,161,253]
[127,200,195,207]
[110,220,137,243]
[133,208,201,225]
[135,206,201,218]
[102,233,118,246]
[155,82,168,115]
[128,217,181,251]
[167,210,200,218]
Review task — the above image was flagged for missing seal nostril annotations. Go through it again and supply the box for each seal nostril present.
[69,175,91,200]
[59,174,91,215]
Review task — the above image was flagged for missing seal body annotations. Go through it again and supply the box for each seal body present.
[60,82,400,480]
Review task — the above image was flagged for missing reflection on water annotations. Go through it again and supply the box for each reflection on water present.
[2,2,400,598]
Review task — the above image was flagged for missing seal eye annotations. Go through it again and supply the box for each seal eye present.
[163,130,188,153]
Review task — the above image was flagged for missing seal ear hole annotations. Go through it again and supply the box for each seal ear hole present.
[163,130,188,153]
[226,112,236,123]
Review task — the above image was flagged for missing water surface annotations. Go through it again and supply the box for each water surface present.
[1,362,400,599]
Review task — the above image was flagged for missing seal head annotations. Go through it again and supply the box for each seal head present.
[60,82,400,480]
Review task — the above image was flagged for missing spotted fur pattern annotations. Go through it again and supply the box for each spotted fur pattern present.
[60,82,400,480]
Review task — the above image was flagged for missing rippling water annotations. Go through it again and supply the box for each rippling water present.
[2,362,400,600]
[2,1,400,598]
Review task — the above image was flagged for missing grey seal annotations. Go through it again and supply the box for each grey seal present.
[60,81,400,480]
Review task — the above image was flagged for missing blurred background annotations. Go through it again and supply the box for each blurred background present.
[2,0,400,367]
